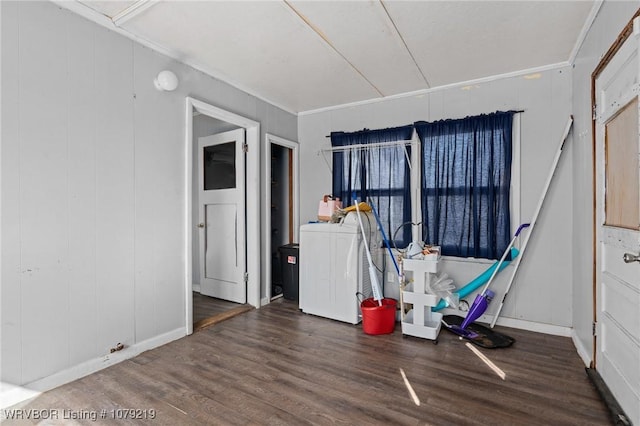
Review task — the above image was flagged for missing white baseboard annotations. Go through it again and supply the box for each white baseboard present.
[0,384,41,411]
[0,327,185,409]
[440,308,573,337]
[572,330,593,367]
[192,282,201,293]
[491,316,572,337]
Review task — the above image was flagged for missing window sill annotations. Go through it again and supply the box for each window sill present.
[439,255,497,266]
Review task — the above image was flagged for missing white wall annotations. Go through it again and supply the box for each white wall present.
[570,1,639,365]
[1,0,296,394]
[298,66,574,330]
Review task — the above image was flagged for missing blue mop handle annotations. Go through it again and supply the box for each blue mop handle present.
[368,200,400,276]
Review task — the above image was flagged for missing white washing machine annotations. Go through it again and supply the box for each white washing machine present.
[299,211,380,324]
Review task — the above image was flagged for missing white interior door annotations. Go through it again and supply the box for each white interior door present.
[198,128,246,303]
[595,29,640,425]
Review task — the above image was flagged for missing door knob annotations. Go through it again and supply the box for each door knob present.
[623,252,640,263]
[197,223,205,228]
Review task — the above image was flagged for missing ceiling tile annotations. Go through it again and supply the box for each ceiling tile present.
[121,1,380,112]
[384,1,593,87]
[288,0,429,96]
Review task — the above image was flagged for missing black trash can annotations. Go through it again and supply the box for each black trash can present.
[278,243,300,301]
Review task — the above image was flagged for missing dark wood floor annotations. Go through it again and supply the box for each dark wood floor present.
[192,291,254,332]
[5,299,610,425]
[192,291,246,323]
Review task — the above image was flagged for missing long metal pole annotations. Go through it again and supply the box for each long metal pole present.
[490,116,574,328]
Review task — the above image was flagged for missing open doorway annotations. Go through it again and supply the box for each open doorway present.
[263,134,299,301]
[185,98,260,335]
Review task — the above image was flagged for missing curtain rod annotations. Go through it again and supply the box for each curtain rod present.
[320,139,416,153]
[324,110,525,138]
[317,139,417,174]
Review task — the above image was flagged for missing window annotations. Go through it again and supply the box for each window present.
[415,111,515,259]
[331,126,414,247]
[330,112,516,260]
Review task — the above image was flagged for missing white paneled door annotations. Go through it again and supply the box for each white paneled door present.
[198,129,247,303]
[595,27,640,425]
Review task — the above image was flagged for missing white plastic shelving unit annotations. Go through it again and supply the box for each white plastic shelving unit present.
[401,254,442,341]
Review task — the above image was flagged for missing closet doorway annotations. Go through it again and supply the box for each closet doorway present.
[185,97,260,335]
[264,134,299,301]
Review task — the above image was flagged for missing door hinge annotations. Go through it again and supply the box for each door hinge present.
[243,272,249,283]
[592,104,597,121]
[242,143,248,153]
[592,321,597,336]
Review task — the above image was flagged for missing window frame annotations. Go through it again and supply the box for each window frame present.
[329,115,521,261]
[412,115,521,261]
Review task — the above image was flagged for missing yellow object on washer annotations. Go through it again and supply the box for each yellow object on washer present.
[343,202,371,212]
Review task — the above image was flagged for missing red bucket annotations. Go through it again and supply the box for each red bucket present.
[360,298,397,335]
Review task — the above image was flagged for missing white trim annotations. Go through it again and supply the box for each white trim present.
[51,1,298,117]
[572,329,593,368]
[184,102,194,335]
[246,125,261,308]
[263,133,300,305]
[0,327,185,409]
[185,97,261,333]
[568,0,605,65]
[512,113,522,240]
[0,6,3,397]
[299,62,570,116]
[411,130,422,243]
[192,282,201,293]
[112,0,159,27]
[50,0,116,29]
[443,308,573,337]
[491,317,572,337]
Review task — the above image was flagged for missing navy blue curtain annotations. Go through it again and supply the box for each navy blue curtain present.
[415,112,514,260]
[331,125,414,247]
